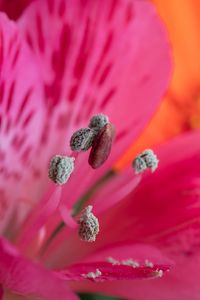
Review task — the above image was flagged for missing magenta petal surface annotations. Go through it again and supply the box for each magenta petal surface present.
[108,132,200,253]
[67,132,200,299]
[91,167,141,215]
[73,257,200,300]
[60,261,170,282]
[0,0,32,20]
[57,243,171,284]
[0,13,45,231]
[18,0,171,209]
[0,286,2,300]
[65,243,172,298]
[96,131,200,253]
[0,238,78,300]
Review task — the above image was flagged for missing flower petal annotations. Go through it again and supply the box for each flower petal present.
[96,131,200,257]
[60,261,170,281]
[0,286,2,300]
[72,256,200,300]
[91,168,141,215]
[0,238,78,300]
[71,130,200,300]
[59,243,172,298]
[72,263,200,300]
[0,0,32,20]
[0,13,45,232]
[18,0,171,209]
[57,243,173,282]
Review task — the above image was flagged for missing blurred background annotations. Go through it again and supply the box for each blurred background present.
[82,0,200,299]
[116,0,200,169]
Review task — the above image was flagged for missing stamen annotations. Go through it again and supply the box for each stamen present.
[89,114,109,132]
[82,269,102,279]
[132,149,159,174]
[78,205,99,242]
[89,123,115,169]
[70,128,95,152]
[48,155,75,185]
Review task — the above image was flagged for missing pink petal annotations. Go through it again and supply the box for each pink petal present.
[59,243,172,296]
[44,227,173,272]
[0,286,2,300]
[91,167,141,215]
[44,132,200,299]
[76,242,173,265]
[73,256,200,300]
[0,0,32,20]
[0,13,45,232]
[17,184,76,253]
[96,131,200,257]
[18,0,171,210]
[0,237,78,300]
[17,184,62,251]
[60,261,170,281]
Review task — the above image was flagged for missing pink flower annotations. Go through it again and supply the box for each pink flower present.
[0,0,172,299]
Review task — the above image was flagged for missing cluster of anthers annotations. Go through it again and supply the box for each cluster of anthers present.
[48,113,159,243]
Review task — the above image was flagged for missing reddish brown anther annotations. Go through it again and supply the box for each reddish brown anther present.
[88,123,115,169]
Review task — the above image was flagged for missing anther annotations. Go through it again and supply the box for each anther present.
[78,205,99,242]
[70,128,95,152]
[132,149,159,174]
[89,114,109,132]
[89,123,115,169]
[48,155,74,185]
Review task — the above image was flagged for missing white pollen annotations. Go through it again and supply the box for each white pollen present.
[132,149,159,174]
[89,114,109,132]
[82,269,102,279]
[121,259,140,268]
[106,257,120,265]
[78,205,99,242]
[144,259,154,268]
[106,257,139,268]
[48,155,75,185]
[154,269,164,278]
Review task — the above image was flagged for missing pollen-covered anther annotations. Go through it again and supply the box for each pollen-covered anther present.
[70,128,95,152]
[132,149,159,174]
[48,155,75,185]
[89,114,109,132]
[82,269,102,279]
[78,205,99,242]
